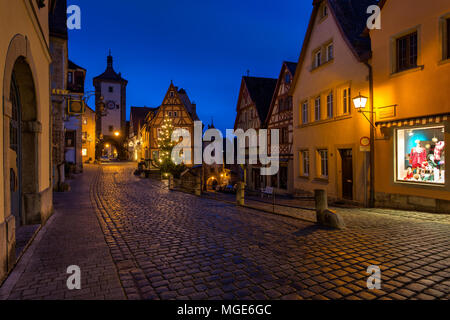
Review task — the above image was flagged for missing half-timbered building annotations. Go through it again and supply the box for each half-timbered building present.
[234,76,277,191]
[264,62,297,194]
[141,83,199,167]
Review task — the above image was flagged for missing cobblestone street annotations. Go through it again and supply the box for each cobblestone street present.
[1,162,449,300]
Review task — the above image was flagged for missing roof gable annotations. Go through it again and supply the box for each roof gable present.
[265,61,297,126]
[290,0,377,93]
[242,76,277,124]
[152,83,197,123]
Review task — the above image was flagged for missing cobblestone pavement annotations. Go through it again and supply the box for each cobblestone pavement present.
[0,167,125,300]
[2,162,449,300]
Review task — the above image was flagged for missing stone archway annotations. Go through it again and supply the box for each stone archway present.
[99,138,126,160]
[206,176,218,191]
[2,34,41,269]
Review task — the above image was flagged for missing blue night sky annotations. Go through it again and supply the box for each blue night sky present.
[67,0,312,133]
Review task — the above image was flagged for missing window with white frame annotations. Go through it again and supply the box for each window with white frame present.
[318,149,328,178]
[314,97,321,121]
[326,43,334,61]
[302,101,308,124]
[327,91,333,119]
[300,150,309,176]
[342,87,351,114]
[395,31,418,72]
[314,50,321,68]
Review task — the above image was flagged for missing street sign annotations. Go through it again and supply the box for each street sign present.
[360,136,370,152]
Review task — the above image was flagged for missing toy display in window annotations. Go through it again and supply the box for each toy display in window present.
[409,140,427,169]
[403,139,445,183]
[434,141,445,163]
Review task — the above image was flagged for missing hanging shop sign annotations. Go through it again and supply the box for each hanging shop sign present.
[67,98,85,115]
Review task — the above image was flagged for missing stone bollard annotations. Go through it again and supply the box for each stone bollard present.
[314,189,345,229]
[236,182,245,206]
[168,175,174,190]
[195,176,201,196]
[314,189,328,211]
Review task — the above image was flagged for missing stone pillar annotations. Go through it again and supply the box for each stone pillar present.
[236,182,245,206]
[194,176,201,196]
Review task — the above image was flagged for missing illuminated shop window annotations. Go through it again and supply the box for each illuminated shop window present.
[396,126,445,184]
[82,148,87,157]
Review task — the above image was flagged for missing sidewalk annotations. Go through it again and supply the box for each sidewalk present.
[0,166,125,300]
[201,190,450,224]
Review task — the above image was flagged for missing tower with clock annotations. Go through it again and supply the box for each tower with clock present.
[93,51,128,158]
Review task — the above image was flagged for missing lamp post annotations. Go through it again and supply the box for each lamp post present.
[353,92,375,208]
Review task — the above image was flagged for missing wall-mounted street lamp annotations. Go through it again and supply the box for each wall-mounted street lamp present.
[114,130,120,137]
[353,92,375,128]
[353,92,368,110]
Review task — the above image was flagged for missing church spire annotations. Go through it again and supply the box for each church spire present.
[107,49,113,69]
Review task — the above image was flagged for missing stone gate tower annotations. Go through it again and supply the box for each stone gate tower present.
[93,51,128,159]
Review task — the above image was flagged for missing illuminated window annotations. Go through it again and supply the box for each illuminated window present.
[82,148,87,157]
[396,126,445,185]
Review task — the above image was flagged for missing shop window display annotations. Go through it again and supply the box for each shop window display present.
[396,126,445,184]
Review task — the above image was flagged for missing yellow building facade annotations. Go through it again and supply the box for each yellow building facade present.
[82,106,96,163]
[371,0,450,212]
[1,0,55,282]
[291,0,375,205]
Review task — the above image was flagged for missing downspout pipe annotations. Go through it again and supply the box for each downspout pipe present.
[364,61,375,208]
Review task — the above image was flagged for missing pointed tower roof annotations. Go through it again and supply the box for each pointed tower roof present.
[93,51,127,83]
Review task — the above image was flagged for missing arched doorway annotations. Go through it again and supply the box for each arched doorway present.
[5,57,39,227]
